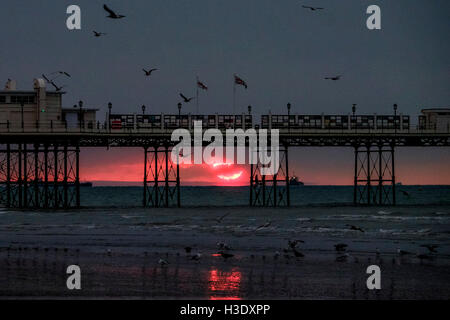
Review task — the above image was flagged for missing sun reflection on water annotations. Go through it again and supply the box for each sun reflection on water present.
[208,268,242,300]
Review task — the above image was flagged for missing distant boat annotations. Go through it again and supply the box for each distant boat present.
[80,182,93,187]
[289,176,304,186]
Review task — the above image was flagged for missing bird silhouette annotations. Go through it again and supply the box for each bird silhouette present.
[334,243,348,252]
[400,190,410,197]
[420,244,438,253]
[255,221,272,231]
[346,224,364,232]
[93,31,107,37]
[143,68,158,76]
[216,212,231,223]
[184,246,192,254]
[180,93,195,103]
[104,4,126,19]
[325,75,341,81]
[302,5,324,11]
[158,258,169,266]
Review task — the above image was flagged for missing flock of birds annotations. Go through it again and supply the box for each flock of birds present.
[40,3,343,108]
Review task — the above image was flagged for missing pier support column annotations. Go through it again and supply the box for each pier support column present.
[144,146,180,208]
[249,145,290,207]
[354,144,396,206]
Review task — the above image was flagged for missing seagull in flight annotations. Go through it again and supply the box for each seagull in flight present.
[143,68,158,76]
[346,224,364,232]
[180,93,195,103]
[325,75,342,81]
[255,221,272,231]
[93,31,107,37]
[302,5,324,11]
[215,212,231,223]
[104,4,126,19]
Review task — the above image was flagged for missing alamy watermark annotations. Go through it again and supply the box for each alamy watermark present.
[171,121,280,176]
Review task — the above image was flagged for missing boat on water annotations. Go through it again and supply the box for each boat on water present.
[289,176,304,186]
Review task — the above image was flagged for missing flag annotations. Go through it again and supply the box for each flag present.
[234,74,248,89]
[197,80,208,90]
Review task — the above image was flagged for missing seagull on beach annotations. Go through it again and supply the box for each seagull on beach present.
[104,4,126,19]
[191,252,202,261]
[346,224,364,233]
[217,242,232,251]
[288,239,305,249]
[93,31,107,37]
[302,5,324,11]
[397,248,413,256]
[216,212,231,223]
[158,258,169,266]
[334,243,348,252]
[180,93,195,103]
[143,68,158,76]
[255,221,272,231]
[218,251,234,260]
[336,253,350,262]
[420,244,438,253]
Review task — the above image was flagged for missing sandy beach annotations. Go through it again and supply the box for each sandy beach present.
[0,205,449,299]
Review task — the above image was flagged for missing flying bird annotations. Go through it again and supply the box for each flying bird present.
[400,190,410,197]
[191,252,202,261]
[104,4,126,19]
[302,5,324,11]
[143,68,158,76]
[93,31,107,37]
[325,75,341,81]
[180,93,195,103]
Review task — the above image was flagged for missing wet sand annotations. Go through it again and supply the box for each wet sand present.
[0,206,449,299]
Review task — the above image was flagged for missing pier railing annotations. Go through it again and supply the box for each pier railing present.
[0,120,449,135]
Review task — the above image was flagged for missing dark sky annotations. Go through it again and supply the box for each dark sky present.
[1,0,449,184]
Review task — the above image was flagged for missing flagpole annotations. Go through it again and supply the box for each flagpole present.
[233,74,236,116]
[196,75,199,114]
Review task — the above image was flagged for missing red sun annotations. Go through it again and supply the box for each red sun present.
[211,162,245,185]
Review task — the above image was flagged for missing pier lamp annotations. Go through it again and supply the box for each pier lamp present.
[352,104,357,132]
[78,100,83,130]
[108,102,112,132]
[178,102,182,127]
[393,104,398,133]
[142,105,146,115]
[21,100,24,130]
[248,105,252,115]
[287,103,291,132]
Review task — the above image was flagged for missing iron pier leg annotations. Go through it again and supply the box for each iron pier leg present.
[76,145,80,208]
[392,145,396,206]
[6,144,11,208]
[44,145,49,208]
[378,146,383,205]
[54,145,59,208]
[285,146,290,207]
[366,146,371,206]
[64,145,68,209]
[165,147,169,208]
[353,147,358,205]
[176,155,180,208]
[250,163,254,206]
[143,147,147,207]
[34,144,39,208]
[154,148,158,207]
[23,144,28,208]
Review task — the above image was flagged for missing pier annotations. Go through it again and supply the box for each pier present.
[1,110,449,209]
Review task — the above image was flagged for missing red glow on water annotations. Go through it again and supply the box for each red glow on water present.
[208,268,242,300]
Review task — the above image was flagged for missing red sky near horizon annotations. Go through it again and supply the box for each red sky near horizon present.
[79,147,450,186]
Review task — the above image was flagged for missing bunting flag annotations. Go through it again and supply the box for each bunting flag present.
[197,80,208,90]
[234,74,248,89]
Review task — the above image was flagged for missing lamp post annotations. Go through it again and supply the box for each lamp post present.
[287,103,291,132]
[248,105,252,115]
[108,102,112,132]
[142,105,146,115]
[178,102,182,127]
[78,100,83,131]
[21,101,24,131]
[352,104,357,132]
[393,103,398,134]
